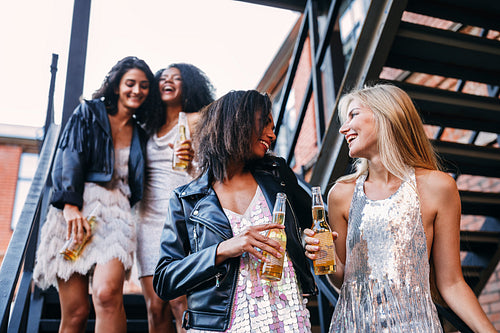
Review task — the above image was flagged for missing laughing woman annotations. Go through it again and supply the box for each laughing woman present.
[154,90,316,332]
[138,63,215,333]
[304,84,495,332]
[34,56,157,332]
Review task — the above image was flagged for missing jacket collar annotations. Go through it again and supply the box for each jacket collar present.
[178,171,212,198]
[178,157,283,204]
[86,99,112,136]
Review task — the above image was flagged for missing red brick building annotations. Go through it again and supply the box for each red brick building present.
[0,124,40,263]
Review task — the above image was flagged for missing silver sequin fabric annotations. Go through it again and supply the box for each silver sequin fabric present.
[190,186,311,333]
[136,125,192,277]
[330,169,443,332]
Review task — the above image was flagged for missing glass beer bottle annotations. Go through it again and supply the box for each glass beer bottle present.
[59,203,100,261]
[261,192,287,281]
[172,112,189,171]
[311,186,336,274]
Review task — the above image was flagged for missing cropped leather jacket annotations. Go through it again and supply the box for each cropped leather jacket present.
[50,99,147,209]
[153,155,316,331]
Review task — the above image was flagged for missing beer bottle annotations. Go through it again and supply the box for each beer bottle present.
[261,192,287,281]
[311,186,336,274]
[172,112,190,171]
[60,203,100,261]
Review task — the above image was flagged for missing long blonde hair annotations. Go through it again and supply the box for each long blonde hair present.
[337,84,439,183]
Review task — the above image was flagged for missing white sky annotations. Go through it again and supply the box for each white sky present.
[0,0,299,127]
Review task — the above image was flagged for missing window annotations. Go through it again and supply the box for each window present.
[11,153,38,229]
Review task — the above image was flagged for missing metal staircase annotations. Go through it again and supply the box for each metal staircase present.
[255,0,500,331]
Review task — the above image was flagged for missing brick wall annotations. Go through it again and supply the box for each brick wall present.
[291,38,320,179]
[0,145,22,261]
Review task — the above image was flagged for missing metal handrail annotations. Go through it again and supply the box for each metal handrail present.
[0,123,60,332]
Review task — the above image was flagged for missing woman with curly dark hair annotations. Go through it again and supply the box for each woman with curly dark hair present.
[34,56,157,332]
[137,63,215,332]
[154,90,316,332]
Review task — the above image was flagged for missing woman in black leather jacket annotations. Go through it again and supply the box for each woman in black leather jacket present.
[34,56,157,332]
[154,90,316,332]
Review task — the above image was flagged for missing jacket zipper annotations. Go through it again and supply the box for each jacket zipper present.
[189,216,232,288]
[191,216,231,240]
[192,225,199,252]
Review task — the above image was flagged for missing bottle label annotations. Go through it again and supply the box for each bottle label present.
[313,231,336,265]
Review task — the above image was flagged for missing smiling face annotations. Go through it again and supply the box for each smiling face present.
[250,111,276,159]
[339,98,378,159]
[115,68,150,113]
[158,67,183,107]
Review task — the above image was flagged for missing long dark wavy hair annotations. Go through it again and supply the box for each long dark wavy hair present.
[195,90,272,182]
[143,63,216,134]
[92,56,160,123]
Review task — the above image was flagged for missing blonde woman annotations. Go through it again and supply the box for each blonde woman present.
[304,84,495,332]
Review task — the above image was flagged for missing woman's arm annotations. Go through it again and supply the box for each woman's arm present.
[51,104,89,210]
[153,189,285,301]
[427,171,496,332]
[153,192,222,301]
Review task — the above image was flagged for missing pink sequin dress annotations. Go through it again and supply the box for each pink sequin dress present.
[191,186,311,332]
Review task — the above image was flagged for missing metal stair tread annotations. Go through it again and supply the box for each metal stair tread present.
[386,81,500,133]
[386,21,500,85]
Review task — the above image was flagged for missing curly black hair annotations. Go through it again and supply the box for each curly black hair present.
[92,56,160,123]
[195,90,272,182]
[143,63,216,134]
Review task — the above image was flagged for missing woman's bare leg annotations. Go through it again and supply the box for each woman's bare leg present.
[140,275,176,332]
[92,258,126,333]
[57,274,90,333]
[169,295,187,333]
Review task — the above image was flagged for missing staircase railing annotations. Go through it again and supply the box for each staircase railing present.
[0,123,60,332]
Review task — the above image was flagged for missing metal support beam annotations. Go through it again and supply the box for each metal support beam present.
[61,0,92,128]
[307,0,326,145]
[43,54,58,142]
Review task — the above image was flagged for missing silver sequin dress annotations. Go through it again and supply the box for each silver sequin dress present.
[34,147,136,289]
[136,124,192,277]
[330,169,443,332]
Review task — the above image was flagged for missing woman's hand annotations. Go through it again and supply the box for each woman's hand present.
[169,139,195,163]
[215,224,286,265]
[303,228,338,260]
[63,204,90,244]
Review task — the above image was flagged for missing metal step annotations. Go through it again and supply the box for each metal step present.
[406,0,500,32]
[432,140,500,178]
[461,230,500,255]
[386,21,500,85]
[36,289,148,332]
[460,191,500,218]
[387,81,500,133]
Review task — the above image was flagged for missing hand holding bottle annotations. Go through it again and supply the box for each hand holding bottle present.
[308,186,337,274]
[304,228,338,258]
[60,203,101,261]
[63,204,91,245]
[215,223,285,266]
[172,112,192,171]
[169,138,194,164]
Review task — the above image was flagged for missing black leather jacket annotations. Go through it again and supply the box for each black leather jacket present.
[153,156,316,331]
[50,99,147,209]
